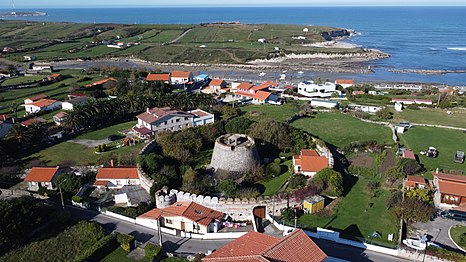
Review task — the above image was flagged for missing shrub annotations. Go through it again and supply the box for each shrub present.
[73,234,118,262]
[236,187,260,198]
[116,233,135,252]
[288,174,307,190]
[72,195,83,203]
[348,166,374,177]
[144,243,162,260]
[216,179,237,198]
[265,162,282,178]
[425,246,466,262]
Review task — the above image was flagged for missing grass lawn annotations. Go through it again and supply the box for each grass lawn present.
[76,121,136,140]
[260,160,292,196]
[101,247,150,262]
[393,108,466,129]
[450,225,466,250]
[26,141,145,166]
[297,176,399,248]
[291,112,393,149]
[0,75,45,86]
[399,126,466,175]
[241,101,304,122]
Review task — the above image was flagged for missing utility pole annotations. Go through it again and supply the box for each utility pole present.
[59,184,65,209]
[294,208,297,229]
[157,217,163,247]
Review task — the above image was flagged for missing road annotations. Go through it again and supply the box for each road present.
[60,203,408,261]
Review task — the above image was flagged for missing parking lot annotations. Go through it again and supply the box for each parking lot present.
[411,216,466,251]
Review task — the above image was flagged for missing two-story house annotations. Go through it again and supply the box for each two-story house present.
[171,71,193,85]
[94,167,141,189]
[24,166,63,191]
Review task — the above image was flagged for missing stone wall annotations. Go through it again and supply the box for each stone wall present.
[156,189,300,221]
[137,140,157,193]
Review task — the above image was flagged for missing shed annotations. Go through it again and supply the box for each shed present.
[303,195,325,214]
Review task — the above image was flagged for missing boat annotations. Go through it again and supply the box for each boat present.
[402,239,427,251]
[297,71,304,74]
[258,72,266,77]
[280,74,286,80]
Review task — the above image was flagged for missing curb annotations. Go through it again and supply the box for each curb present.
[448,225,466,253]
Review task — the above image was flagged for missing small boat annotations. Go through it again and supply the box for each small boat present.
[403,239,427,251]
[280,74,286,80]
[297,71,304,74]
[259,72,266,77]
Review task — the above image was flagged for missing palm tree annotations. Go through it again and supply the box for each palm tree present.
[9,102,21,120]
[6,124,32,145]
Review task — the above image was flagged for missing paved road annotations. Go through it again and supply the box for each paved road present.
[412,216,466,251]
[60,203,407,261]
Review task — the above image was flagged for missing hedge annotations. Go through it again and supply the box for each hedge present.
[116,233,135,252]
[144,243,162,260]
[73,234,118,262]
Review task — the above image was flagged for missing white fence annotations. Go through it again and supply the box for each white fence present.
[104,210,136,223]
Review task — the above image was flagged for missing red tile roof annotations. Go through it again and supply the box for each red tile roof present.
[209,79,226,86]
[403,149,416,160]
[435,173,466,197]
[235,91,255,98]
[335,79,354,85]
[20,117,47,127]
[190,109,211,117]
[94,180,110,187]
[85,78,117,88]
[434,172,466,183]
[236,82,254,91]
[96,167,139,180]
[54,111,67,118]
[301,149,320,156]
[203,229,327,262]
[251,83,270,92]
[352,91,365,95]
[253,91,271,101]
[406,175,426,185]
[146,73,171,81]
[171,71,192,78]
[48,73,61,80]
[136,107,192,124]
[26,98,59,108]
[139,201,224,227]
[294,150,328,173]
[24,167,60,182]
[26,94,47,102]
[0,114,12,121]
[133,126,152,136]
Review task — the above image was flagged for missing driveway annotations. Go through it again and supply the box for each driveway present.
[411,216,466,251]
[67,138,110,148]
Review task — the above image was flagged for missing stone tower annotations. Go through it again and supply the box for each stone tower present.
[210,134,259,173]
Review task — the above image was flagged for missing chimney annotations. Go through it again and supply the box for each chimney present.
[436,168,439,174]
[146,108,150,113]
[110,159,114,167]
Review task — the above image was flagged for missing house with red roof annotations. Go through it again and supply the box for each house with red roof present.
[293,149,331,177]
[94,167,141,189]
[252,90,279,105]
[433,171,466,207]
[137,201,225,234]
[53,112,67,126]
[202,79,228,94]
[146,73,171,83]
[20,117,47,127]
[171,71,193,85]
[203,229,327,262]
[84,78,117,89]
[335,79,354,88]
[24,98,62,115]
[47,73,62,82]
[24,94,48,104]
[402,149,416,160]
[404,175,427,190]
[133,107,214,139]
[24,167,63,191]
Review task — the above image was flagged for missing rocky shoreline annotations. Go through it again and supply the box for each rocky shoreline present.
[388,69,466,75]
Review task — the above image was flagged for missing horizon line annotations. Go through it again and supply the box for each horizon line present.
[2,5,466,9]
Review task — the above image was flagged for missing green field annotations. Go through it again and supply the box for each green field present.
[450,225,466,250]
[399,126,466,174]
[1,75,45,86]
[241,101,304,122]
[101,247,150,262]
[291,112,393,148]
[394,108,466,129]
[298,176,399,248]
[260,160,292,196]
[25,140,144,166]
[0,21,363,64]
[76,121,136,140]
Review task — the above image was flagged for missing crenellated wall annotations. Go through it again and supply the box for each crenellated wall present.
[156,189,300,221]
[137,140,157,193]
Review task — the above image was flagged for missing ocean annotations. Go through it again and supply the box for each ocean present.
[2,7,466,85]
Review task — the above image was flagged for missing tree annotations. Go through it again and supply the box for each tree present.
[406,188,432,204]
[9,102,20,119]
[55,173,84,193]
[7,64,18,76]
[288,174,307,190]
[216,179,237,197]
[384,165,405,182]
[225,116,253,134]
[314,168,344,197]
[393,197,435,223]
[249,119,292,151]
[265,162,282,178]
[376,107,393,120]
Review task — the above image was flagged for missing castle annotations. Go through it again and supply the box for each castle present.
[210,134,260,173]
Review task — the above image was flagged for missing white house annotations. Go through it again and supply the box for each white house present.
[31,63,53,72]
[252,91,278,105]
[24,99,62,115]
[303,28,309,32]
[61,97,89,111]
[351,104,382,113]
[310,99,339,109]
[202,79,228,94]
[133,107,214,139]
[394,102,403,112]
[24,94,47,105]
[137,201,225,235]
[298,81,337,98]
[23,55,36,61]
[335,79,354,88]
[293,149,331,177]
[391,98,433,105]
[171,71,193,85]
[94,167,141,189]
[24,167,63,191]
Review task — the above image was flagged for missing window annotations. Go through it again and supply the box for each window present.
[164,121,167,125]
[165,219,173,224]
[195,224,200,230]
[176,118,180,122]
[185,117,188,120]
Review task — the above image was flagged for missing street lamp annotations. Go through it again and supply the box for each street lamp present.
[58,177,68,209]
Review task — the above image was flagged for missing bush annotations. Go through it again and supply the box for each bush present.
[348,166,374,177]
[314,168,344,197]
[72,195,83,203]
[236,187,260,198]
[144,243,162,260]
[116,233,135,252]
[73,234,118,262]
[265,162,282,178]
[288,174,307,190]
[425,246,466,262]
[216,179,237,198]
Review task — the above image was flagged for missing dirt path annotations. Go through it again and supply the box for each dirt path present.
[165,28,192,44]
[67,138,109,148]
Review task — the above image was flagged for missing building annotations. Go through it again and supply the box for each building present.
[133,107,214,139]
[46,73,62,82]
[0,114,13,139]
[352,90,365,96]
[394,102,403,112]
[391,98,433,105]
[2,47,16,53]
[210,134,260,173]
[297,81,337,98]
[171,71,193,85]
[252,91,279,105]
[404,175,427,190]
[137,201,225,234]
[24,167,63,191]
[23,55,37,61]
[114,186,150,207]
[203,229,327,262]
[433,172,466,206]
[335,79,354,88]
[402,149,416,160]
[61,97,90,111]
[194,74,209,83]
[84,78,117,88]
[24,99,62,115]
[94,167,141,189]
[146,73,171,83]
[202,79,228,94]
[24,94,47,105]
[29,63,53,73]
[303,195,325,214]
[53,112,67,126]
[293,149,330,177]
[310,99,339,109]
[20,117,47,127]
[350,104,382,113]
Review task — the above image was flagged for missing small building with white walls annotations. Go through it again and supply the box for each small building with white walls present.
[298,81,337,98]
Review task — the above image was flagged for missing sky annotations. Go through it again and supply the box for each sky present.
[1,0,466,8]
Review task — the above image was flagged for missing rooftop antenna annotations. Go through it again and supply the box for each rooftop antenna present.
[11,0,17,16]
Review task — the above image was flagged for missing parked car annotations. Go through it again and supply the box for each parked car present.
[440,210,466,221]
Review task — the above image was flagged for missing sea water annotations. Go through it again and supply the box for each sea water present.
[2,7,466,85]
